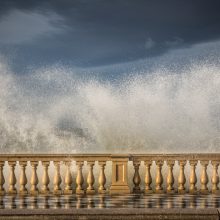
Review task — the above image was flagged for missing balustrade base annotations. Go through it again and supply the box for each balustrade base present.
[98,189,107,194]
[133,187,142,194]
[145,189,153,194]
[155,189,164,194]
[76,189,85,195]
[167,189,176,194]
[200,189,209,194]
[109,185,131,194]
[212,189,220,194]
[19,190,28,195]
[178,189,187,194]
[86,189,96,195]
[189,189,198,195]
[8,190,17,195]
[54,190,62,195]
[30,190,39,196]
[40,190,50,195]
[64,189,74,195]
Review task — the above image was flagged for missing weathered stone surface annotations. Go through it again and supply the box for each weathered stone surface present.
[0,208,219,220]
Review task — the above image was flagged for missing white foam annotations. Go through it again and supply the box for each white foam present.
[0,59,219,153]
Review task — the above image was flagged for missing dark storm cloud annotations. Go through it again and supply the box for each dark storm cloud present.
[0,0,220,69]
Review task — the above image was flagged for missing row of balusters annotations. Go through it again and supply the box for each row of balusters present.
[0,160,220,195]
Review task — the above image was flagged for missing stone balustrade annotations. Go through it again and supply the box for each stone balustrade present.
[0,154,220,195]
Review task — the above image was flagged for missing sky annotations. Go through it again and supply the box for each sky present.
[0,0,220,76]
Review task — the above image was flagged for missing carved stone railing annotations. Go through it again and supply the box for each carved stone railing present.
[0,154,220,195]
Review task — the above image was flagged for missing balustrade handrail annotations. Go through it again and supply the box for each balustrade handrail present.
[0,153,220,161]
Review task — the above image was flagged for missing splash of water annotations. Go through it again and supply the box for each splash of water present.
[0,59,219,153]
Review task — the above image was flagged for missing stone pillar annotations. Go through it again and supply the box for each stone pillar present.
[178,160,186,194]
[200,160,209,194]
[133,161,141,193]
[53,161,62,195]
[19,161,28,195]
[30,161,39,195]
[41,161,50,194]
[64,162,73,194]
[98,161,106,194]
[0,162,5,196]
[144,161,153,194]
[8,161,17,194]
[155,160,164,193]
[76,161,85,194]
[189,160,197,194]
[166,160,175,194]
[211,161,220,194]
[86,161,95,194]
[109,155,130,194]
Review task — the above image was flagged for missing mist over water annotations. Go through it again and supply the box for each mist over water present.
[0,59,220,153]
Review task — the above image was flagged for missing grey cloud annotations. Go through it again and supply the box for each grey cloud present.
[165,37,184,47]
[0,9,66,44]
[0,0,220,70]
[145,38,155,50]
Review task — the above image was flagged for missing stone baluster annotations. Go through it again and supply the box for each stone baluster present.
[30,162,39,195]
[98,161,106,194]
[144,161,153,193]
[87,161,95,194]
[166,160,175,194]
[155,160,164,193]
[211,161,219,194]
[189,160,197,194]
[0,162,5,195]
[53,161,62,195]
[178,160,186,194]
[64,162,73,194]
[76,161,84,194]
[19,161,28,195]
[133,161,141,193]
[200,160,209,194]
[41,161,50,194]
[8,161,17,194]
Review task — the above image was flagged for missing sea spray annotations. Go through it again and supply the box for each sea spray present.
[0,59,219,153]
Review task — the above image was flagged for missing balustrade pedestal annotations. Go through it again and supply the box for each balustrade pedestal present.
[109,156,130,194]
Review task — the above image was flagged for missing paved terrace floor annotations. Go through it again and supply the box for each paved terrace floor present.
[0,194,220,220]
